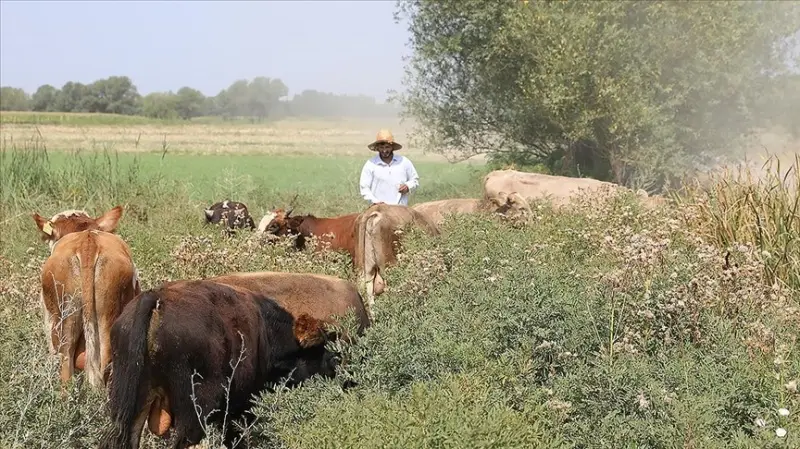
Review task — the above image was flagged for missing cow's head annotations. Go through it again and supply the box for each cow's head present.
[32,206,124,251]
[256,207,300,236]
[489,191,531,216]
[204,200,256,234]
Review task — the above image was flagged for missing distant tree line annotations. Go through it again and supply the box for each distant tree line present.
[0,75,401,120]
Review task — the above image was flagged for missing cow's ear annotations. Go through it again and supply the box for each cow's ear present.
[32,213,55,240]
[95,206,123,233]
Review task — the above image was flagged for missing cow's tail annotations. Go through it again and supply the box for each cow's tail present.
[99,291,160,449]
[77,235,103,388]
[357,210,385,316]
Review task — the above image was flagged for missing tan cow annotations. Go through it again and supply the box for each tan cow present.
[208,270,371,337]
[483,169,666,209]
[483,169,623,208]
[32,206,140,390]
[354,203,440,317]
[411,194,531,226]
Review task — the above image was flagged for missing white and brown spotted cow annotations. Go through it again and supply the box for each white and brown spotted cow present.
[32,206,141,391]
[204,200,256,234]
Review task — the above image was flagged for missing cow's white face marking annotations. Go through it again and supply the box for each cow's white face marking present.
[50,209,89,221]
[257,213,277,234]
[204,209,214,219]
[222,200,230,209]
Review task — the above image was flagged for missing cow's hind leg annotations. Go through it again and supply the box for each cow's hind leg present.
[95,279,128,385]
[55,312,82,390]
[169,424,205,449]
[166,373,211,449]
[41,292,57,355]
[364,277,375,320]
[168,399,206,449]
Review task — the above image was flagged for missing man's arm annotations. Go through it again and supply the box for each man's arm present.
[359,162,379,203]
[404,158,420,192]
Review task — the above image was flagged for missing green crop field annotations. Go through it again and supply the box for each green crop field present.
[0,114,798,448]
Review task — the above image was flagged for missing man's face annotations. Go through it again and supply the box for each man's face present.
[377,142,393,159]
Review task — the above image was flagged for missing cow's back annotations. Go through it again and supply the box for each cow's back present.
[41,234,84,314]
[42,231,136,302]
[370,204,440,236]
[40,230,139,388]
[484,169,620,206]
[90,231,140,317]
[354,204,440,268]
[208,271,370,332]
[303,213,360,256]
[412,198,482,225]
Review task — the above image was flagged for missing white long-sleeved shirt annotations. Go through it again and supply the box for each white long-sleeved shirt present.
[359,154,420,206]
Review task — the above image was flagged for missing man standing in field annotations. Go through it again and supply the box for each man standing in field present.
[359,129,420,206]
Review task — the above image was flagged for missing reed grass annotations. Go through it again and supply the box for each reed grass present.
[678,152,800,289]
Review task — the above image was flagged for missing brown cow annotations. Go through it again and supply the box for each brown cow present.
[99,279,348,449]
[256,208,360,259]
[354,203,440,317]
[32,206,140,390]
[208,271,371,336]
[411,195,530,226]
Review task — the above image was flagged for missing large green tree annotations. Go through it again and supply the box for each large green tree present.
[30,84,60,112]
[83,76,142,115]
[174,87,207,119]
[54,82,90,112]
[396,0,800,191]
[0,87,31,111]
[141,92,179,120]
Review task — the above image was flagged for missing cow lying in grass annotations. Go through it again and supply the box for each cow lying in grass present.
[482,169,666,209]
[204,200,256,234]
[100,272,369,449]
[411,193,531,226]
[32,205,140,391]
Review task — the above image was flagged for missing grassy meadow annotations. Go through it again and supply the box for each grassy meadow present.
[1,112,799,448]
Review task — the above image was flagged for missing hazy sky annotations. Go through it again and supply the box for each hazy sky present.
[0,1,410,101]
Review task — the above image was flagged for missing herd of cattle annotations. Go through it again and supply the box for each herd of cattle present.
[30,169,664,448]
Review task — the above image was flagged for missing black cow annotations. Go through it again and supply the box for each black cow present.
[98,279,339,449]
[204,200,256,234]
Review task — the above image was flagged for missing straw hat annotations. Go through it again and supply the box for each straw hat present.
[367,129,403,151]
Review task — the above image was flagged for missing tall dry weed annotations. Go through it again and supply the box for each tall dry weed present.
[677,153,800,290]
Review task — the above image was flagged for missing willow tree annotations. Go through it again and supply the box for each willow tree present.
[395,0,800,191]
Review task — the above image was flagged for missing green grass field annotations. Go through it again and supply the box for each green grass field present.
[0,114,798,448]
